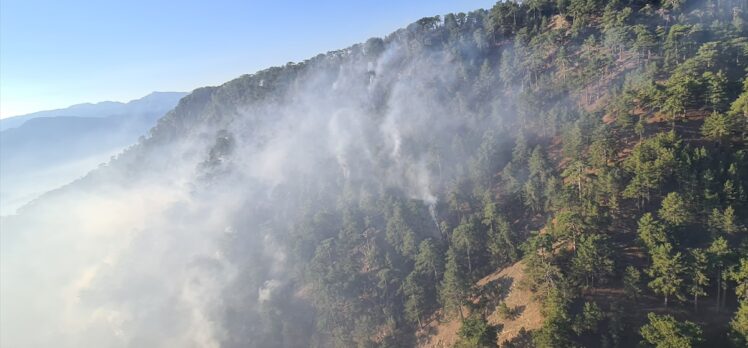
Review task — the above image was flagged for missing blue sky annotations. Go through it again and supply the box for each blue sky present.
[0,0,495,118]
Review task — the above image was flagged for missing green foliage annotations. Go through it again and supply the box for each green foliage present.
[488,1,524,38]
[701,112,738,141]
[571,233,614,288]
[704,70,729,112]
[386,203,418,259]
[730,258,748,302]
[658,192,691,227]
[456,315,496,347]
[522,232,562,297]
[624,266,642,300]
[403,272,427,327]
[533,285,573,348]
[484,211,518,267]
[524,146,554,213]
[633,24,656,60]
[708,237,733,312]
[561,159,589,202]
[638,213,668,251]
[708,237,732,270]
[572,301,604,335]
[451,216,483,275]
[440,247,469,318]
[731,301,748,345]
[721,206,744,235]
[588,125,615,170]
[663,24,694,67]
[415,239,443,281]
[647,244,686,307]
[661,75,696,128]
[729,80,748,139]
[623,132,681,208]
[562,123,584,160]
[551,210,586,252]
[686,248,709,312]
[639,313,703,348]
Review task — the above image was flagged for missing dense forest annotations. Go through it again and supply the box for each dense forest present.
[3,0,748,347]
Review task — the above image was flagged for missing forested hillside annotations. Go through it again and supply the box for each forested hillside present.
[3,0,747,347]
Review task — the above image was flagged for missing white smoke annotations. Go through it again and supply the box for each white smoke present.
[257,280,281,304]
[1,28,507,347]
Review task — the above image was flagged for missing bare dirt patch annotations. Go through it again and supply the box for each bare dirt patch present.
[417,260,544,347]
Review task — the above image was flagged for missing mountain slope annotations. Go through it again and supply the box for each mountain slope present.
[2,1,748,348]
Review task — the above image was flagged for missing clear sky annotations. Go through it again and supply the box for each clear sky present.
[0,0,496,118]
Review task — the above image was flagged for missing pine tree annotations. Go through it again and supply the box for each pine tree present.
[512,132,530,166]
[722,206,743,235]
[624,266,643,300]
[572,301,604,335]
[728,78,748,141]
[451,217,482,275]
[562,159,588,202]
[524,146,552,213]
[552,210,585,252]
[522,233,561,296]
[415,239,443,285]
[662,79,691,130]
[562,124,584,161]
[707,208,724,236]
[729,258,748,302]
[708,237,732,312]
[647,244,686,307]
[658,192,691,227]
[571,233,614,288]
[640,313,703,348]
[623,132,681,208]
[403,271,427,327]
[701,112,736,141]
[638,213,668,251]
[633,24,657,61]
[686,248,709,312]
[386,203,418,259]
[441,247,469,319]
[485,215,517,267]
[588,126,615,170]
[731,301,748,346]
[533,286,573,348]
[456,315,495,348]
[703,70,728,112]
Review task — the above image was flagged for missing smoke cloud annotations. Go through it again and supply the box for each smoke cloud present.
[1,17,513,347]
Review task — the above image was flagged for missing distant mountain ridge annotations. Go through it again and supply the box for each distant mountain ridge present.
[0,91,186,215]
[0,91,187,131]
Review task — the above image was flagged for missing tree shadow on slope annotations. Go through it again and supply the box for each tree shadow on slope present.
[499,327,534,348]
[472,276,514,317]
